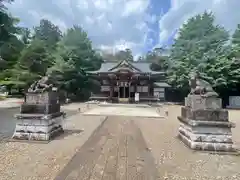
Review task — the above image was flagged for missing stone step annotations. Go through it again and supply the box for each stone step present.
[179,126,233,143]
[178,116,235,128]
[11,126,64,141]
[179,123,233,135]
[178,131,237,152]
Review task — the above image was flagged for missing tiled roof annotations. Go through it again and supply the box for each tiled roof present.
[94,62,117,72]
[89,60,165,74]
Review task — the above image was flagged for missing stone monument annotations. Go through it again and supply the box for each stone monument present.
[178,71,237,152]
[12,75,65,142]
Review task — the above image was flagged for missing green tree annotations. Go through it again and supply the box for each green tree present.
[8,19,63,88]
[19,27,31,45]
[231,24,240,60]
[168,12,229,92]
[0,0,18,47]
[0,34,24,68]
[145,47,169,71]
[115,48,133,61]
[14,19,62,74]
[0,39,49,91]
[33,19,62,47]
[226,25,240,91]
[232,24,240,46]
[0,0,25,84]
[47,26,102,100]
[101,48,134,62]
[17,39,52,75]
[61,26,101,69]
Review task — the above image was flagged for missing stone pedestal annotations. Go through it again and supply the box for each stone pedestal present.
[12,92,65,142]
[178,95,237,152]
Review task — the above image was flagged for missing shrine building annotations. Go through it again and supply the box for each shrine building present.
[88,60,170,103]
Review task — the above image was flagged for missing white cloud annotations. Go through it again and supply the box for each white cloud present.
[122,0,149,17]
[93,0,109,10]
[6,0,153,56]
[77,0,89,10]
[158,0,240,46]
[99,39,142,54]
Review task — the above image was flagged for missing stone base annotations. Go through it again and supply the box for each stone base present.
[179,125,233,143]
[12,112,65,142]
[178,122,237,152]
[178,116,235,134]
[179,94,237,153]
[12,126,64,142]
[178,130,237,152]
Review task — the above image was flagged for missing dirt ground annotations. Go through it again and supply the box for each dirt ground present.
[0,103,105,180]
[137,105,240,180]
[0,104,240,180]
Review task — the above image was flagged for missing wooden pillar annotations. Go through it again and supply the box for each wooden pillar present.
[129,81,131,99]
[110,82,113,99]
[109,77,115,102]
[163,88,166,102]
[134,77,138,102]
[148,84,150,96]
[150,82,154,96]
[148,75,150,97]
[135,76,138,93]
[117,81,120,99]
[123,84,125,98]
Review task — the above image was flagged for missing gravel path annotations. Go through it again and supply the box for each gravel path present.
[55,116,158,180]
[0,108,18,139]
[136,105,240,180]
[0,113,105,180]
[0,102,89,140]
[0,98,23,108]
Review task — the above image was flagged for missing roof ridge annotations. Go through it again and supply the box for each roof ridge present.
[103,60,150,63]
[108,60,141,72]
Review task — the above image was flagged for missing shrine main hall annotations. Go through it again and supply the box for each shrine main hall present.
[89,60,170,103]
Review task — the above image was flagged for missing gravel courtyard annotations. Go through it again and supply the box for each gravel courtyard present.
[0,104,240,180]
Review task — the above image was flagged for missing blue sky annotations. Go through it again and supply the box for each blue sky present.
[6,0,240,57]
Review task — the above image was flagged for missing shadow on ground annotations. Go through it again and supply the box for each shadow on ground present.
[54,129,84,140]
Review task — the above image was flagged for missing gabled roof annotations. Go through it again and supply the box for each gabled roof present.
[89,60,165,74]
[109,60,141,72]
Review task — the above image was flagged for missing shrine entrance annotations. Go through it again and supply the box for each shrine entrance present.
[117,81,130,103]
